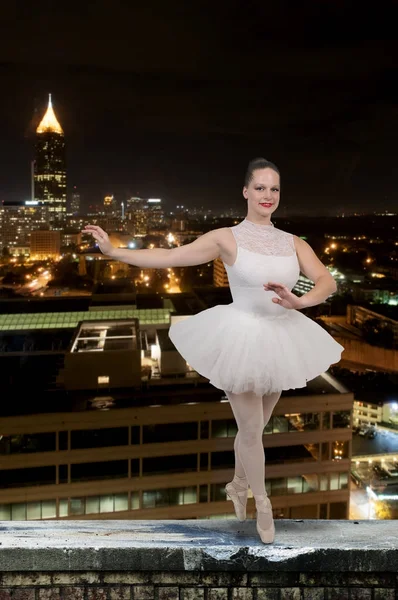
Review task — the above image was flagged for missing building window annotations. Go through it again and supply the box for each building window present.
[131,459,139,476]
[321,442,329,461]
[319,503,328,519]
[59,499,68,517]
[332,410,351,429]
[0,499,57,521]
[200,453,209,471]
[287,475,319,494]
[211,451,235,470]
[287,476,303,494]
[71,427,128,450]
[264,444,320,464]
[0,466,56,489]
[131,426,140,444]
[200,421,209,439]
[330,471,349,490]
[329,501,347,519]
[70,498,84,516]
[58,464,68,484]
[70,460,128,483]
[131,491,140,510]
[264,412,320,434]
[211,483,228,502]
[0,432,56,455]
[86,497,100,514]
[199,484,208,503]
[319,474,328,491]
[38,500,56,520]
[58,431,68,451]
[211,419,238,438]
[142,454,197,476]
[142,422,198,444]
[100,496,116,513]
[332,440,349,460]
[66,493,130,517]
[322,412,331,429]
[142,486,197,509]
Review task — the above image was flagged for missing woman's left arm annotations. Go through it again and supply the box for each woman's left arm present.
[294,235,337,308]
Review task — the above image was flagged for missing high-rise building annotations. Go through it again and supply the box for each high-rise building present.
[147,198,164,227]
[30,229,61,260]
[33,94,66,229]
[68,186,81,215]
[0,200,47,255]
[0,301,353,522]
[104,195,115,215]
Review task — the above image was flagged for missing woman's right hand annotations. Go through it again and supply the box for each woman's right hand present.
[82,225,116,256]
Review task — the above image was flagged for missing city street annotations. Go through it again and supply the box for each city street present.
[352,427,398,457]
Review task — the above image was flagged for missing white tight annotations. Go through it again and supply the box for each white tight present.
[225,389,282,495]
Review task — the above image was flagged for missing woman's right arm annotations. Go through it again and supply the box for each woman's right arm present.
[83,225,223,268]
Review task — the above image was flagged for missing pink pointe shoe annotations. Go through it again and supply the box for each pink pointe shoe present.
[225,476,248,522]
[254,493,275,544]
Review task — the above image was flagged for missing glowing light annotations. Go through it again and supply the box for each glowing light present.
[36,94,63,134]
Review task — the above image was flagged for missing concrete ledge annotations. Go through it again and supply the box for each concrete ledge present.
[1,519,398,573]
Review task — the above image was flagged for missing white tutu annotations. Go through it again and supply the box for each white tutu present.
[168,304,344,396]
[168,218,344,396]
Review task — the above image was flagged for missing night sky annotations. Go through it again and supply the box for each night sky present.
[0,1,397,216]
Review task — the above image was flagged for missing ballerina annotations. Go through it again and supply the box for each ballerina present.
[83,157,344,544]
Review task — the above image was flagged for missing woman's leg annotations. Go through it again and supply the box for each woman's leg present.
[233,390,282,484]
[226,389,283,533]
[225,390,266,495]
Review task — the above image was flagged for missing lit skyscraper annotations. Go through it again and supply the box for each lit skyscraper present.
[33,94,66,229]
[68,185,81,215]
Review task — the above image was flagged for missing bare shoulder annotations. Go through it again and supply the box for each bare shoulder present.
[292,234,311,253]
[200,226,231,246]
[214,226,233,242]
[291,234,331,282]
[292,234,302,252]
[211,227,235,264]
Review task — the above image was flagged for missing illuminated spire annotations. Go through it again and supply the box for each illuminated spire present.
[36,93,63,134]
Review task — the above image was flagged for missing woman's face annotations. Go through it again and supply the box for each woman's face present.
[243,168,280,219]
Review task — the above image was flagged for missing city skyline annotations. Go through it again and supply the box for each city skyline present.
[0,3,397,215]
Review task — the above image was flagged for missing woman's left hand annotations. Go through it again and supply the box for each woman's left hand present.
[263,281,303,310]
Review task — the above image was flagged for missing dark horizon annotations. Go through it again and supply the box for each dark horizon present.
[1,2,397,215]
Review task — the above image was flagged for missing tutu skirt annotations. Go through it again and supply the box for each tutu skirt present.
[168,304,344,396]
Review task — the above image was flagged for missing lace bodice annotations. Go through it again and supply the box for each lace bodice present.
[230,218,296,256]
[222,217,300,318]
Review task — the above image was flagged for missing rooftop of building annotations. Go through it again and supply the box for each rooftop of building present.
[70,319,139,353]
[0,367,351,420]
[0,519,397,577]
[0,306,170,331]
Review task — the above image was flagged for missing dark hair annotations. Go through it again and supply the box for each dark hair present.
[244,157,280,188]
